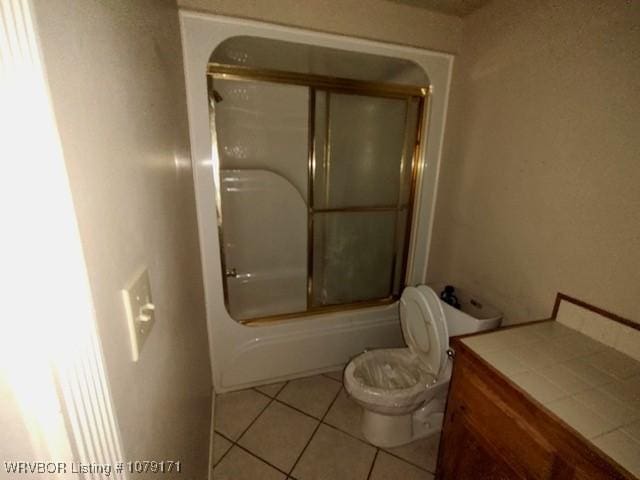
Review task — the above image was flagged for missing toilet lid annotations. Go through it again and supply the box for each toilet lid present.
[400,285,449,380]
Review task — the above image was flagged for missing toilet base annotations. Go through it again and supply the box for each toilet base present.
[361,408,444,448]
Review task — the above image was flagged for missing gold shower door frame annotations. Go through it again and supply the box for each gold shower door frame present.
[207,64,429,325]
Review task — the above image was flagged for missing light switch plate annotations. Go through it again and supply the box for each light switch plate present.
[122,268,155,362]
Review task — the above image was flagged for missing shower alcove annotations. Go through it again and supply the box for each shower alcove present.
[180,12,453,391]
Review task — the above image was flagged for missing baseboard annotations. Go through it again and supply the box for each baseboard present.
[207,388,216,480]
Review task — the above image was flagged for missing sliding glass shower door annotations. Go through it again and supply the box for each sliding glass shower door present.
[311,92,420,307]
[210,67,426,323]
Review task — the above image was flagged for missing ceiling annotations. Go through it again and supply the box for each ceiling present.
[391,0,492,17]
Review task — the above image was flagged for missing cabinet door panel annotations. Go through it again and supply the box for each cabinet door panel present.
[439,409,522,480]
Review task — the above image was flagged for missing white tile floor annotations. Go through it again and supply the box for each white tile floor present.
[212,371,438,480]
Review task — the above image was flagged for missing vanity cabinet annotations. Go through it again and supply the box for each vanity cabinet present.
[436,331,635,480]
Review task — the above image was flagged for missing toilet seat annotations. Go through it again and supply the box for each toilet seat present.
[399,285,449,382]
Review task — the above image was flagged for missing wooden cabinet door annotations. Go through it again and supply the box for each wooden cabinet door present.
[438,409,521,480]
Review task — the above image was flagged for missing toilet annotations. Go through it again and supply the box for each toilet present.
[344,285,451,448]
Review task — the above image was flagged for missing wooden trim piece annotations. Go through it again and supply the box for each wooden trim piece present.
[552,292,639,331]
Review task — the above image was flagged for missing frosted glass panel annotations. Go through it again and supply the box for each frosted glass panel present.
[314,93,407,209]
[312,211,397,306]
[214,79,309,320]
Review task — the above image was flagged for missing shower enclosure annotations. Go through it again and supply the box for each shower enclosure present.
[209,37,428,323]
[182,13,452,390]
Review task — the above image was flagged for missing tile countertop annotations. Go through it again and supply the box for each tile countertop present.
[462,320,640,478]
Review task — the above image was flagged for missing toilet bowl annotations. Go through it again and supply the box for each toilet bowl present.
[344,285,451,448]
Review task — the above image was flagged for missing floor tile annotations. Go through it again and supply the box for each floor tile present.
[215,389,270,440]
[213,446,286,480]
[277,375,341,419]
[238,401,318,473]
[256,382,287,398]
[384,434,440,473]
[323,388,366,441]
[370,451,434,480]
[292,424,376,480]
[324,369,344,382]
[212,432,232,466]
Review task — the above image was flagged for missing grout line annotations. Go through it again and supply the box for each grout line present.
[213,388,277,471]
[286,385,343,476]
[322,371,344,383]
[215,380,440,476]
[213,392,287,474]
[236,395,277,443]
[253,380,289,399]
[273,381,288,397]
[214,430,235,444]
[287,419,322,477]
[211,431,234,469]
[319,419,437,474]
[272,392,340,422]
[381,447,436,475]
[321,386,344,423]
[366,449,379,480]
[233,442,291,477]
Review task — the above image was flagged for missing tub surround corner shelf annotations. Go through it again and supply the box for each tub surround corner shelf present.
[437,293,640,479]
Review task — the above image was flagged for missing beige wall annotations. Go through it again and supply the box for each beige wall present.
[428,0,640,324]
[178,0,462,53]
[34,0,212,476]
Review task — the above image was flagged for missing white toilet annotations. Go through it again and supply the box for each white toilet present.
[344,285,452,448]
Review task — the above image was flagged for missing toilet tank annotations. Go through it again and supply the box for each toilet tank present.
[430,284,503,337]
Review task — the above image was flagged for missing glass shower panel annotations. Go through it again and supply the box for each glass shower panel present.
[214,78,309,320]
[312,211,397,306]
[314,93,409,209]
[209,60,426,321]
